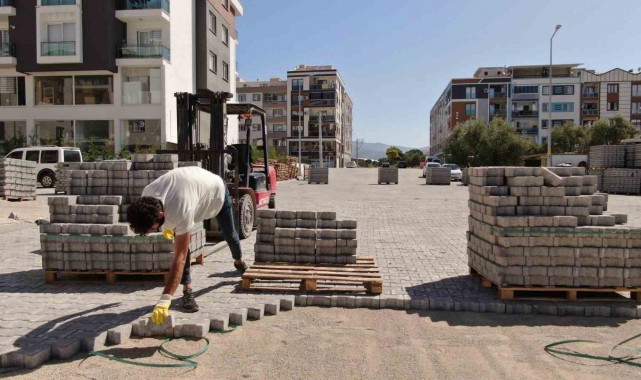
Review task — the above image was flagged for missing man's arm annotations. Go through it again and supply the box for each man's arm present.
[162,232,190,295]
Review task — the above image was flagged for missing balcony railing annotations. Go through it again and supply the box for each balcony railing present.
[41,41,76,56]
[292,86,303,91]
[0,0,15,6]
[582,92,598,98]
[41,0,75,5]
[489,109,507,116]
[0,42,15,57]
[309,115,336,122]
[119,45,170,61]
[582,109,599,115]
[489,92,507,99]
[309,99,335,107]
[122,0,170,13]
[516,127,538,135]
[310,84,336,91]
[512,110,538,117]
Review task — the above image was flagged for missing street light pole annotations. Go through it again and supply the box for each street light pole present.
[547,24,562,166]
[297,85,302,179]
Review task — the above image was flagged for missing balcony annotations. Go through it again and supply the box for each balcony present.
[582,109,599,115]
[489,92,507,99]
[116,0,170,22]
[309,115,335,123]
[512,110,538,118]
[309,99,335,107]
[512,93,539,101]
[0,0,15,18]
[0,42,15,65]
[582,92,598,99]
[41,41,76,56]
[118,45,170,61]
[41,0,76,5]
[516,127,538,135]
[489,109,507,116]
[310,84,336,91]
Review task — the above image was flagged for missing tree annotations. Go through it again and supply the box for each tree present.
[551,122,589,154]
[588,116,638,146]
[385,146,403,163]
[403,149,424,167]
[444,118,532,167]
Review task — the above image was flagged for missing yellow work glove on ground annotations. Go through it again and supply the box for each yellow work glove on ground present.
[152,294,172,325]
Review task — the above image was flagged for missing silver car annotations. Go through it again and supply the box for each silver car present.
[422,162,441,178]
[443,164,463,181]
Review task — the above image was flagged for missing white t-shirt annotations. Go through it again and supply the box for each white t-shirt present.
[141,166,226,235]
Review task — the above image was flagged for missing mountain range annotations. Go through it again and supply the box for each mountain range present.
[351,141,429,160]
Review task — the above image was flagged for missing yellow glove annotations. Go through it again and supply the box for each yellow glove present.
[163,229,174,240]
[151,294,172,325]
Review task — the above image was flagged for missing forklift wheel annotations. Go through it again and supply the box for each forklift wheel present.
[268,194,276,209]
[238,194,255,239]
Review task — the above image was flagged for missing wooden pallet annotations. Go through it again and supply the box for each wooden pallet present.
[242,256,383,294]
[45,270,170,284]
[470,267,641,302]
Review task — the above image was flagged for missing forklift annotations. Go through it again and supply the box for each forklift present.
[159,90,277,239]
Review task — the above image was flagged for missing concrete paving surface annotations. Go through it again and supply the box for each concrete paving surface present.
[1,168,641,371]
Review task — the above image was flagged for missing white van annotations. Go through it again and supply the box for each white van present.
[5,146,82,188]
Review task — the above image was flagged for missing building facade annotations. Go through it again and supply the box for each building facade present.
[0,0,243,155]
[430,64,583,156]
[287,65,352,168]
[579,68,641,128]
[236,78,288,156]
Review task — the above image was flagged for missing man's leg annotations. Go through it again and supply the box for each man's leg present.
[179,249,199,312]
[216,188,245,267]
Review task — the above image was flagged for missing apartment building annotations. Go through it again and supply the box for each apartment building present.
[430,64,582,156]
[579,68,641,128]
[0,0,243,155]
[236,78,288,155]
[286,64,352,168]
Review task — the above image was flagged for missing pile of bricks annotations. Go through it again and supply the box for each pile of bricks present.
[254,210,357,264]
[0,158,36,200]
[589,145,626,169]
[307,167,329,184]
[601,168,641,195]
[426,167,450,185]
[378,167,398,184]
[466,166,641,288]
[41,195,205,272]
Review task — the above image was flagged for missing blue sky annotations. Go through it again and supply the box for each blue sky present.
[236,0,641,149]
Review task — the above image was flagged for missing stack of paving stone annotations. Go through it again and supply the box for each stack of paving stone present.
[466,166,641,289]
[41,195,205,272]
[589,145,626,169]
[254,210,357,264]
[462,168,469,186]
[308,167,329,184]
[601,168,641,195]
[0,158,37,199]
[377,167,398,184]
[54,162,81,193]
[426,167,450,185]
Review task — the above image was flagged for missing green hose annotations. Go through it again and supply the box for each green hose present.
[545,332,641,367]
[89,325,237,368]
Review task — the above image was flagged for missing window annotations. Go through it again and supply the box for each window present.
[238,94,246,102]
[222,0,229,8]
[542,85,574,95]
[633,85,641,97]
[0,77,26,106]
[208,51,217,73]
[121,120,161,151]
[43,23,76,56]
[74,76,113,105]
[41,150,59,164]
[122,67,161,105]
[208,11,217,34]
[222,25,229,45]
[75,120,114,153]
[273,109,284,117]
[633,102,641,114]
[542,102,574,112]
[465,87,476,99]
[273,124,286,132]
[222,61,229,81]
[64,150,81,162]
[239,125,247,132]
[7,151,22,159]
[608,101,619,111]
[632,119,641,129]
[607,84,619,93]
[465,103,476,116]
[292,79,303,91]
[252,124,260,131]
[542,120,572,129]
[35,76,73,105]
[25,151,39,163]
[513,86,538,94]
[252,94,261,101]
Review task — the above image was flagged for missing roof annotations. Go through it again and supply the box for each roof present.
[508,64,582,69]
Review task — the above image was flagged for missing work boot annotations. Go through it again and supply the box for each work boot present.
[181,288,199,313]
[234,260,248,274]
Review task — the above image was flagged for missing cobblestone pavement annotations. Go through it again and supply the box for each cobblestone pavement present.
[2,167,641,368]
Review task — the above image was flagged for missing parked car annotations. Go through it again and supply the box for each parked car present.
[422,162,441,178]
[346,161,358,168]
[5,146,83,188]
[381,161,391,167]
[397,160,407,168]
[443,163,463,181]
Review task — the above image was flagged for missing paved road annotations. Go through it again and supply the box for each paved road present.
[1,168,641,369]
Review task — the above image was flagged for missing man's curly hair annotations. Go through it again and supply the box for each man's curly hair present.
[127,197,163,235]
